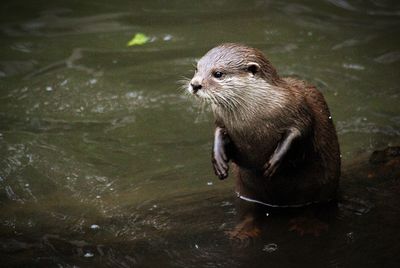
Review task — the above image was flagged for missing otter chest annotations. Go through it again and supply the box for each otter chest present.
[227,127,281,169]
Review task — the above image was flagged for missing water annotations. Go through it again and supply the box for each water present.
[0,0,399,267]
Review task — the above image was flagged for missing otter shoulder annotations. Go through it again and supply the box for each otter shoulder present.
[282,77,307,89]
[282,77,327,107]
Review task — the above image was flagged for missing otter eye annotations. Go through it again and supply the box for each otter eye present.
[213,71,223,79]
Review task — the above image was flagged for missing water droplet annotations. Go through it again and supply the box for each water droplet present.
[221,201,232,207]
[96,195,101,199]
[84,252,94,258]
[90,224,100,230]
[126,91,138,98]
[163,34,173,41]
[263,243,278,253]
[328,116,332,120]
[195,244,199,249]
[207,182,213,186]
[266,213,269,217]
[46,86,53,91]
[346,232,354,243]
[342,63,365,70]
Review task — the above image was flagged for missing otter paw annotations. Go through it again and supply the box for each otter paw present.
[226,215,261,244]
[263,159,280,178]
[226,226,261,241]
[288,217,328,237]
[212,154,229,180]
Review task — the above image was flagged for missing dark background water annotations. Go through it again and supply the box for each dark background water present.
[0,0,399,267]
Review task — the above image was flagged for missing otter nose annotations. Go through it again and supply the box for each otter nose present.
[190,82,202,93]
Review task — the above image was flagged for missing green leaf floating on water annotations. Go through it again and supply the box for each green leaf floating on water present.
[127,33,150,46]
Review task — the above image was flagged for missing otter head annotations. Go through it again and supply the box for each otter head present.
[188,43,282,111]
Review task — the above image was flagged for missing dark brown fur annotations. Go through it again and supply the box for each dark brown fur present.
[232,78,341,205]
[189,43,341,206]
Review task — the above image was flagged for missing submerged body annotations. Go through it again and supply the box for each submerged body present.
[188,43,340,207]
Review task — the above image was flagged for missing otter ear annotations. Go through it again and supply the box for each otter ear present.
[246,62,260,75]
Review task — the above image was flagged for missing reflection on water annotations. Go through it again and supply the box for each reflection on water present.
[0,0,400,267]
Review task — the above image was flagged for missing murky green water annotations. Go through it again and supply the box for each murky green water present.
[1,0,400,267]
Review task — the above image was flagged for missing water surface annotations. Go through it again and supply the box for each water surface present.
[1,0,400,267]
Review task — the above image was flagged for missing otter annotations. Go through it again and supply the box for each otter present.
[188,43,341,209]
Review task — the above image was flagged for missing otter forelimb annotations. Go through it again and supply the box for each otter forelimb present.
[264,128,301,178]
[212,127,231,180]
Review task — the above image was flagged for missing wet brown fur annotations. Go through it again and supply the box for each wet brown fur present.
[191,43,341,206]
